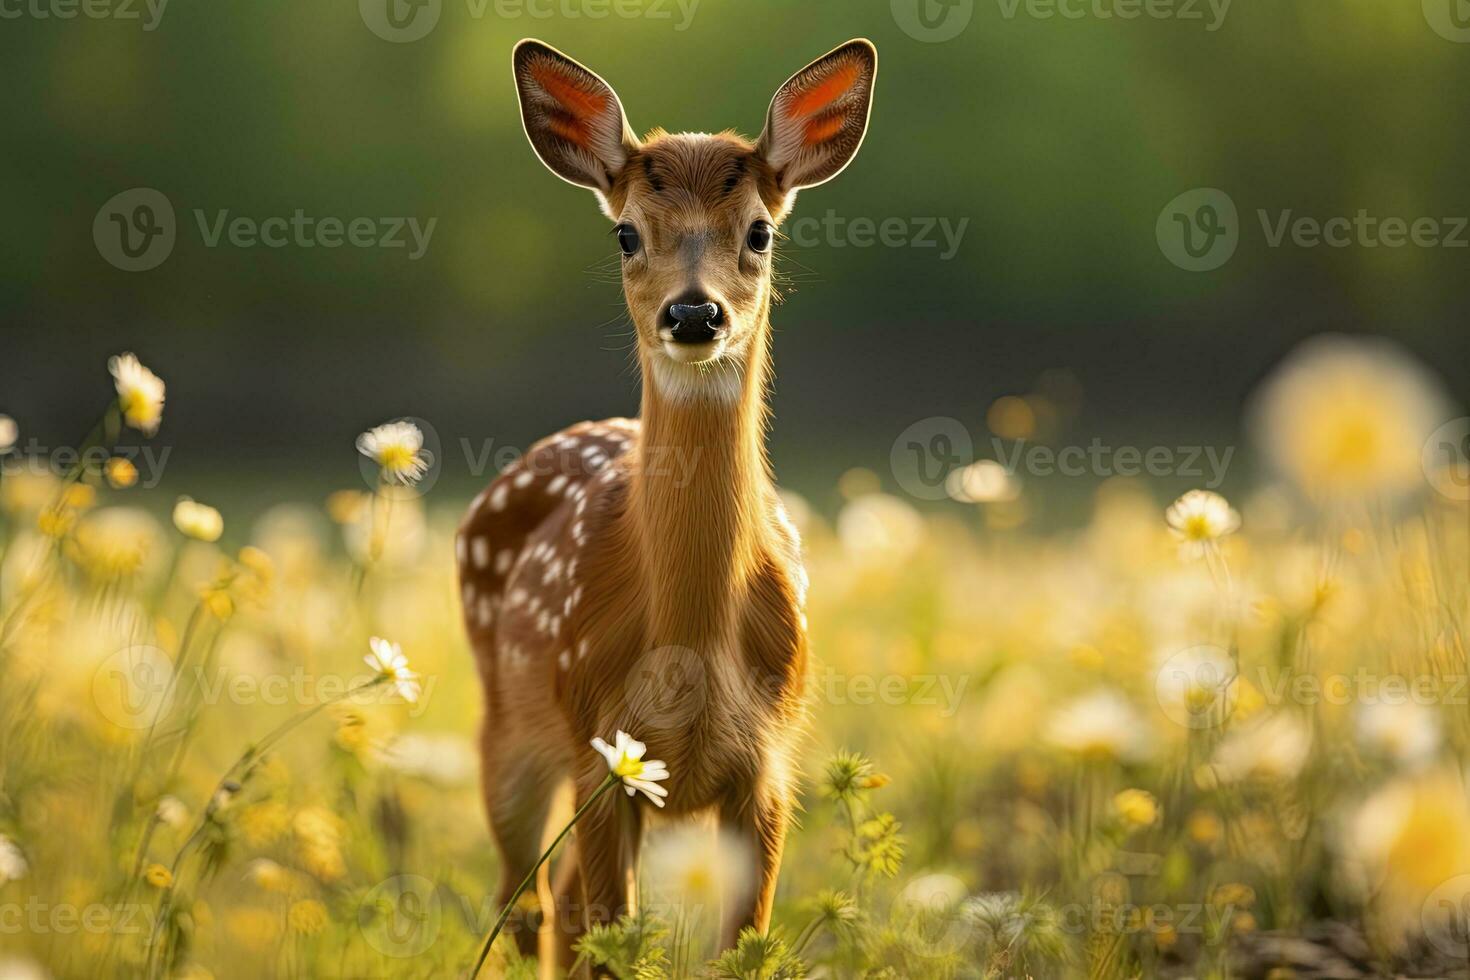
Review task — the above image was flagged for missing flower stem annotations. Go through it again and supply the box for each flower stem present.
[470,774,619,979]
[145,676,387,979]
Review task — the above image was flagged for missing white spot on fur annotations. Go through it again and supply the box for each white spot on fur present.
[471,536,490,569]
[495,549,514,574]
[476,595,495,628]
[514,471,533,489]
[490,484,509,511]
[548,475,568,495]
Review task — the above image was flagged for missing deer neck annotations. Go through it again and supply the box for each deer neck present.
[629,325,774,650]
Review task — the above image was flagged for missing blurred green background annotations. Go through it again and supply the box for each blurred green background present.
[3,0,1467,517]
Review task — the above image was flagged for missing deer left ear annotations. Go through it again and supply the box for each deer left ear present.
[757,39,876,196]
[513,39,639,197]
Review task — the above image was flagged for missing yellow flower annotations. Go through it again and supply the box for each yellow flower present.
[63,484,96,510]
[326,489,369,524]
[1210,882,1256,907]
[1165,490,1240,559]
[237,801,290,847]
[200,587,234,621]
[69,507,160,579]
[1113,789,1160,829]
[37,506,76,539]
[288,900,329,935]
[1249,334,1448,501]
[356,420,429,485]
[109,352,166,435]
[247,859,291,894]
[173,497,224,542]
[105,457,139,489]
[144,864,173,889]
[1187,810,1223,845]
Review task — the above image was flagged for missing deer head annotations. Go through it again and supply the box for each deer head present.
[513,38,876,400]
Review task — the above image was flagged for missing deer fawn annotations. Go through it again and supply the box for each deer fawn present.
[457,37,876,970]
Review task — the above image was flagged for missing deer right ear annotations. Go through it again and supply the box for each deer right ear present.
[757,39,877,196]
[513,39,638,199]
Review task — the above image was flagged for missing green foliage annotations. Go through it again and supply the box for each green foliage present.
[706,929,807,980]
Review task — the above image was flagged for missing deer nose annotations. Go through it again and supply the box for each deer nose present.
[663,298,724,343]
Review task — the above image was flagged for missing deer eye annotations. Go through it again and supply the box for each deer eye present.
[615,224,641,256]
[746,221,773,253]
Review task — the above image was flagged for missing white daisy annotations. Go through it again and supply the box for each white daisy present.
[172,497,224,543]
[590,730,670,807]
[1044,689,1150,763]
[0,835,28,883]
[364,636,422,703]
[356,420,429,485]
[1165,489,1241,559]
[108,353,166,436]
[155,796,189,829]
[1356,701,1441,768]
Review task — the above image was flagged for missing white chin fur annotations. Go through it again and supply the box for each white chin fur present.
[649,348,743,403]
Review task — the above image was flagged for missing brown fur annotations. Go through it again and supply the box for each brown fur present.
[459,38,874,973]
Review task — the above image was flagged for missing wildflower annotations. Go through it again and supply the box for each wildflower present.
[356,420,429,485]
[1187,809,1223,845]
[1355,701,1441,768]
[1113,789,1160,829]
[1211,713,1311,784]
[0,415,15,452]
[173,497,224,543]
[199,586,234,621]
[155,796,188,829]
[1210,882,1256,907]
[590,730,670,807]
[288,899,329,935]
[237,801,290,847]
[823,751,880,801]
[0,836,28,883]
[643,827,753,905]
[364,637,422,703]
[104,457,138,489]
[69,507,160,579]
[1249,334,1448,501]
[144,864,173,889]
[1165,490,1240,559]
[946,460,1021,504]
[380,733,478,786]
[1155,645,1238,729]
[108,352,166,435]
[1044,689,1150,763]
[836,493,923,563]
[246,859,290,893]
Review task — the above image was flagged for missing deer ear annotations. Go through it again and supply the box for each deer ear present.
[513,39,638,196]
[757,39,876,194]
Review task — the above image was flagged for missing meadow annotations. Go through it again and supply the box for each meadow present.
[0,335,1467,979]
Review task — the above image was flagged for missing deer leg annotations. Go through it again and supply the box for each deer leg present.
[548,840,583,973]
[484,742,557,961]
[571,784,644,970]
[718,788,790,951]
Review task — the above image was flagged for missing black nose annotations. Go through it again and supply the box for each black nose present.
[663,298,724,343]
